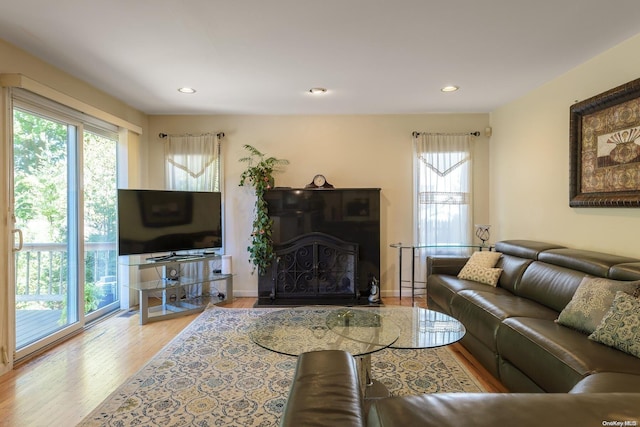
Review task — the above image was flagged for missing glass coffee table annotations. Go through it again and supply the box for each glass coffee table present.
[249,306,465,397]
[377,306,466,349]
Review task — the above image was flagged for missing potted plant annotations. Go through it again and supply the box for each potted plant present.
[239,144,289,275]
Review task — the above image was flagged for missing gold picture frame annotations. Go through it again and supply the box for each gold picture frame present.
[570,77,640,207]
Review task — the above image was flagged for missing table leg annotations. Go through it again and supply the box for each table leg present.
[225,275,233,302]
[411,246,416,300]
[356,354,390,398]
[139,290,148,325]
[398,247,403,299]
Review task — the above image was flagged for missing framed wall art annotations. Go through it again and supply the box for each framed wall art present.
[570,77,640,207]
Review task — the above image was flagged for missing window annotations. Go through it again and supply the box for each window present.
[165,134,222,192]
[414,133,472,254]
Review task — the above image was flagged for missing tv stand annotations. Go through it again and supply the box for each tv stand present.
[121,254,233,324]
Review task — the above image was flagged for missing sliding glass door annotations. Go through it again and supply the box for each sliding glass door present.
[13,109,79,352]
[83,129,118,319]
[12,95,118,359]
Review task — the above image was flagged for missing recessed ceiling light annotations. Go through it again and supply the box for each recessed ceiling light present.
[178,87,197,94]
[309,87,327,95]
[441,85,459,92]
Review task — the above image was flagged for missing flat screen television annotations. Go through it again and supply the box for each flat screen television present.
[117,189,223,257]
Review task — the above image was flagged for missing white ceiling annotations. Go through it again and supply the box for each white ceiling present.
[2,0,640,115]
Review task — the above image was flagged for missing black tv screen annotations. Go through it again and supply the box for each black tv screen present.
[117,189,223,256]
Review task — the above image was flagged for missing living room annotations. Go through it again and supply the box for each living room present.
[1,1,640,425]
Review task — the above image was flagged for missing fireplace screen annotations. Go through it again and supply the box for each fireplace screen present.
[272,232,358,299]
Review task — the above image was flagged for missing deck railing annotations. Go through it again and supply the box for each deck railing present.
[15,242,117,304]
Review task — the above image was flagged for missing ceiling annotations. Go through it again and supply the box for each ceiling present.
[2,0,640,115]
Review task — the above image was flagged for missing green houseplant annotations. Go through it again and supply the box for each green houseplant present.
[239,144,289,275]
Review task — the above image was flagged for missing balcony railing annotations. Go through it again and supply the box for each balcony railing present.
[15,241,117,304]
[15,241,118,350]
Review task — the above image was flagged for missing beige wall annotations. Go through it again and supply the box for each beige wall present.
[490,33,640,257]
[147,114,491,297]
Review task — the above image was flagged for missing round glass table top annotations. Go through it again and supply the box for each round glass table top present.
[248,306,401,357]
[376,306,466,349]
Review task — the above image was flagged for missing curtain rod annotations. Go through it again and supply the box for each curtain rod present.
[159,132,225,139]
[412,131,480,138]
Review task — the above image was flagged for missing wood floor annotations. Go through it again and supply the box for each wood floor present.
[0,297,506,427]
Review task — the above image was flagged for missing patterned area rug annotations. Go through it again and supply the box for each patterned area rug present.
[80,306,486,427]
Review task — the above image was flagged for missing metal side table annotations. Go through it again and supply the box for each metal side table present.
[390,243,493,300]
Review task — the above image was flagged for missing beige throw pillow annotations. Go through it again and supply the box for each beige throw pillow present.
[458,263,503,287]
[466,251,503,268]
[456,250,503,286]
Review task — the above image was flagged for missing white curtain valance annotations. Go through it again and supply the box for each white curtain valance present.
[415,133,470,177]
[165,133,221,191]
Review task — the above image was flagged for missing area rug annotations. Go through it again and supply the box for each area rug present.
[79,306,486,427]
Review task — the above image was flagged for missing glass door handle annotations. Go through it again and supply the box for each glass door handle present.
[12,228,23,252]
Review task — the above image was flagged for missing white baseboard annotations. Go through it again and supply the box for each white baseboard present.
[230,289,407,298]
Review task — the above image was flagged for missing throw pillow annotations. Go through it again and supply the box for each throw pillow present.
[588,291,640,359]
[466,251,503,268]
[557,277,640,335]
[457,263,503,287]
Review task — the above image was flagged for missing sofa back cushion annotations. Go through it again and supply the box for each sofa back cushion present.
[496,254,533,293]
[494,240,565,260]
[610,262,640,281]
[539,248,639,277]
[515,261,586,312]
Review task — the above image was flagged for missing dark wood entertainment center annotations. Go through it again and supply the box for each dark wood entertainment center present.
[256,188,381,306]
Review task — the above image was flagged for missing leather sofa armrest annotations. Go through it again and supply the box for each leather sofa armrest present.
[368,393,640,427]
[426,256,469,277]
[570,372,640,393]
[280,350,365,427]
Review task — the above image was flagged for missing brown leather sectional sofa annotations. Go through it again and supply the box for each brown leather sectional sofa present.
[427,240,640,393]
[279,240,640,426]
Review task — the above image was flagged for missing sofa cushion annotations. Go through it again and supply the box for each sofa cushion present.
[427,274,498,314]
[452,290,558,351]
[589,291,640,359]
[557,277,640,334]
[495,254,533,293]
[515,261,586,312]
[497,317,640,392]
